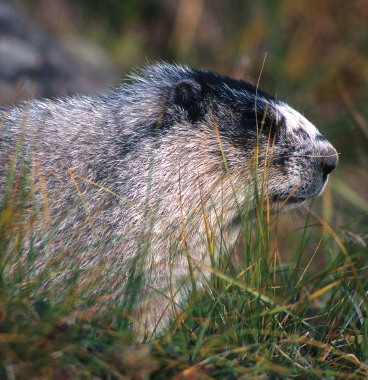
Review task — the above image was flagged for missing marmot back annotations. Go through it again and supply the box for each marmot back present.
[0,63,338,331]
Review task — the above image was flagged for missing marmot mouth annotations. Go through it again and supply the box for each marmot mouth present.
[270,194,308,206]
[285,196,309,205]
[270,178,328,206]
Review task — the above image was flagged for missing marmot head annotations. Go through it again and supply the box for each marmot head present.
[147,63,338,213]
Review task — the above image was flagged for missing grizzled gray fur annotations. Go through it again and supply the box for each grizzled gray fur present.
[0,63,338,330]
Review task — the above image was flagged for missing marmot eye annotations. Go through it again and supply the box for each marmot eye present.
[244,116,276,134]
[256,119,272,132]
[242,108,276,134]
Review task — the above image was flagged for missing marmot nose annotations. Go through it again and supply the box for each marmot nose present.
[322,148,338,175]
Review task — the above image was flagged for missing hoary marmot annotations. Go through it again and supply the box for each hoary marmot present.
[0,63,338,331]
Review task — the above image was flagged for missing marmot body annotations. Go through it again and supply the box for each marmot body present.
[0,63,338,330]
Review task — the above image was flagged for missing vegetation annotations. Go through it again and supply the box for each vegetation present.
[3,0,368,378]
[1,119,368,379]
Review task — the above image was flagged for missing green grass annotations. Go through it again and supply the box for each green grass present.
[2,1,368,377]
[1,105,368,379]
[1,154,368,380]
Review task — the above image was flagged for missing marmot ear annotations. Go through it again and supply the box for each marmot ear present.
[171,79,204,123]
